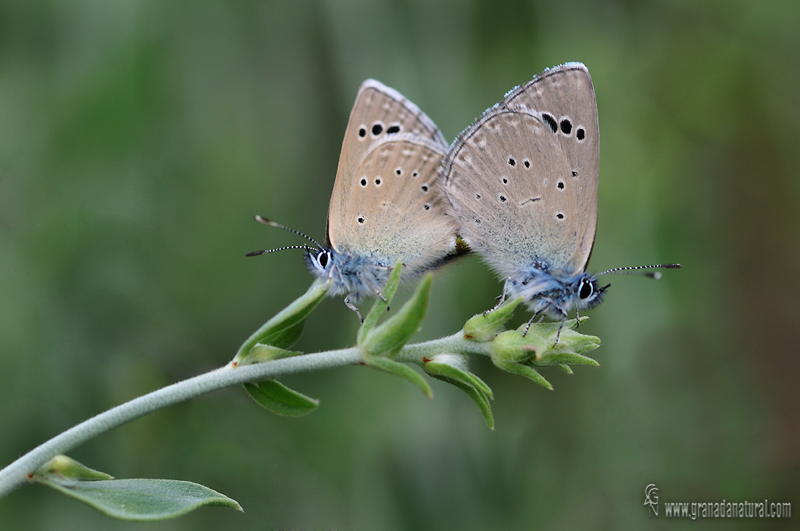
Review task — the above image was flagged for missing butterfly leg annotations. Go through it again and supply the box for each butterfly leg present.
[363,278,389,308]
[553,309,569,347]
[522,313,538,337]
[371,286,388,303]
[575,308,581,329]
[484,278,512,316]
[523,299,552,337]
[344,295,364,323]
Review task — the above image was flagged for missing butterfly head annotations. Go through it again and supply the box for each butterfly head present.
[571,273,608,311]
[305,248,335,278]
[511,269,608,318]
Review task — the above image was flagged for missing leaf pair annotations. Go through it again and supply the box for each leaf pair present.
[358,261,435,398]
[233,278,331,417]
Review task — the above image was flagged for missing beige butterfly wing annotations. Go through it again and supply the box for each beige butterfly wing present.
[327,80,456,275]
[504,62,599,274]
[442,105,578,279]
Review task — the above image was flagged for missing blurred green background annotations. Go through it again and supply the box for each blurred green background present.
[1,0,798,529]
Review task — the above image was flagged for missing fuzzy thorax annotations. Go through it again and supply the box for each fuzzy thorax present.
[505,267,607,318]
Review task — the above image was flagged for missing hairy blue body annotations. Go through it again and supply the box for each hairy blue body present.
[504,266,607,321]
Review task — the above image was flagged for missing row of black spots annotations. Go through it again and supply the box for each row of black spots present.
[498,193,507,203]
[389,167,419,177]
[423,203,431,211]
[359,176,383,187]
[555,212,565,221]
[421,184,430,193]
[357,214,366,224]
[506,156,532,170]
[541,112,587,142]
[357,121,403,139]
[556,179,565,190]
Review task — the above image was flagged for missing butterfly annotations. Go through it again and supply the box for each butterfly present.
[249,80,463,320]
[441,63,679,341]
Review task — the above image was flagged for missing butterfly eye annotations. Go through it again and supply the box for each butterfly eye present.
[579,279,593,299]
[317,251,329,268]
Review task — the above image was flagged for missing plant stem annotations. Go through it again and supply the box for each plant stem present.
[0,333,490,499]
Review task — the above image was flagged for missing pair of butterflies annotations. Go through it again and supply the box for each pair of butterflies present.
[249,63,678,335]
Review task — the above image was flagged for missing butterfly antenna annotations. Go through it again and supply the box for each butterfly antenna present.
[245,245,313,257]
[597,263,681,280]
[252,215,323,249]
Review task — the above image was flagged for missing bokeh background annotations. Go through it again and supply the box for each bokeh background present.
[1,1,798,529]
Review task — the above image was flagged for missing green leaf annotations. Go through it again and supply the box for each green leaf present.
[258,319,305,350]
[424,357,493,399]
[554,364,574,374]
[37,478,242,521]
[233,278,329,365]
[363,355,433,399]
[431,375,494,429]
[462,297,523,342]
[32,455,242,521]
[237,344,302,365]
[244,379,319,417]
[357,260,403,344]
[361,273,432,358]
[492,359,553,390]
[35,455,113,481]
[533,350,599,367]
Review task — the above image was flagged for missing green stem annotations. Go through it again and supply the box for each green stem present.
[0,334,489,499]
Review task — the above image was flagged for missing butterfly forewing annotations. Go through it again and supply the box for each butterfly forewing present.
[504,63,599,273]
[327,80,455,277]
[334,79,447,194]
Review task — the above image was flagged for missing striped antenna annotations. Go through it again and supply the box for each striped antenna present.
[252,215,324,250]
[597,263,681,279]
[245,245,313,257]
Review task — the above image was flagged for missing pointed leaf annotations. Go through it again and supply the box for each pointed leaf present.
[554,364,574,374]
[363,355,433,399]
[362,274,432,358]
[258,319,305,350]
[533,350,599,367]
[35,477,242,521]
[492,359,553,390]
[431,375,494,429]
[463,297,523,342]
[233,278,329,365]
[236,344,302,366]
[244,379,319,417]
[357,260,403,344]
[424,359,493,399]
[35,455,113,481]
